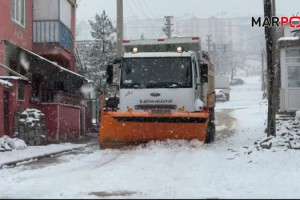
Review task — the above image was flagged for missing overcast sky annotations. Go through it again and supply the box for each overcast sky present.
[77,0,300,22]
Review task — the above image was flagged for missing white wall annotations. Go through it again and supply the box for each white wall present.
[60,0,72,29]
[280,48,300,111]
[33,0,59,20]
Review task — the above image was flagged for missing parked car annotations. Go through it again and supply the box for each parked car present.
[215,89,227,102]
[215,76,231,101]
[92,122,99,132]
[230,78,245,85]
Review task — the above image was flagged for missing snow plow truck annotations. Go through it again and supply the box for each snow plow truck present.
[99,37,215,149]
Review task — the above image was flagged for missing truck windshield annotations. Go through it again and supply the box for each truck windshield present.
[121,57,192,89]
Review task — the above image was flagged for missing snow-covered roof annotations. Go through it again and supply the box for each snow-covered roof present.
[0,63,29,81]
[0,76,28,80]
[21,108,44,117]
[87,79,95,84]
[4,40,88,82]
[278,37,300,41]
[0,79,13,87]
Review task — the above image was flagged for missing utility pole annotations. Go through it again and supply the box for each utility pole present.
[116,0,123,57]
[272,0,279,113]
[163,16,173,38]
[115,0,123,87]
[261,49,266,93]
[264,0,276,137]
[206,34,212,56]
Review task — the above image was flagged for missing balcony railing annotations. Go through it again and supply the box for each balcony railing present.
[33,20,73,52]
[40,91,83,105]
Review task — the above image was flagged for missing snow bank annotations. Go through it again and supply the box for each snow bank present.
[0,136,27,151]
[278,36,300,41]
[8,138,27,150]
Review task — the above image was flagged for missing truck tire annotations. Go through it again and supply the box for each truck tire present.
[205,110,216,143]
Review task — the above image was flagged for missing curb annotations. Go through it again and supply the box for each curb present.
[0,141,98,169]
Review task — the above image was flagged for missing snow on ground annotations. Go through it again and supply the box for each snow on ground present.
[1,76,300,198]
[0,143,86,167]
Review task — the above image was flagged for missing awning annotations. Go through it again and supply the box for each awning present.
[4,40,88,94]
[0,63,29,81]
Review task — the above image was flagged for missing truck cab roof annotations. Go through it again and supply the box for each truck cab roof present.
[123,51,196,58]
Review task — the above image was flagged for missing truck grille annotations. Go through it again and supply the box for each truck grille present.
[135,104,177,110]
[113,117,207,123]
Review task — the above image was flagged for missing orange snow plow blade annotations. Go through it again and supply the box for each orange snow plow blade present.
[99,111,209,149]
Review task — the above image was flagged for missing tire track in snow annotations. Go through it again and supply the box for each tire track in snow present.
[215,109,237,141]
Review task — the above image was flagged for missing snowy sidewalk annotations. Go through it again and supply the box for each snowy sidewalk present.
[0,133,98,169]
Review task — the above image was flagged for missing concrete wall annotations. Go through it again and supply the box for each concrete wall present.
[279,47,300,111]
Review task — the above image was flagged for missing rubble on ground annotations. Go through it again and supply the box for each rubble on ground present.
[255,113,300,150]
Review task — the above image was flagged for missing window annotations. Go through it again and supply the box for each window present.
[11,0,25,27]
[288,66,300,88]
[18,81,25,101]
[121,57,192,89]
[193,60,198,84]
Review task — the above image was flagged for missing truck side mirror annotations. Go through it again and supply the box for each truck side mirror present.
[106,64,113,85]
[200,64,208,83]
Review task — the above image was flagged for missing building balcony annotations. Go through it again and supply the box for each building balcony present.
[33,91,83,106]
[33,20,73,53]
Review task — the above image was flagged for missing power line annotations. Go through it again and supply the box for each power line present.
[124,0,139,18]
[136,0,152,19]
[126,0,160,28]
[131,0,150,20]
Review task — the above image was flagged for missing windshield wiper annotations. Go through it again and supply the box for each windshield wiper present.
[166,82,180,88]
[146,82,182,88]
[122,83,141,88]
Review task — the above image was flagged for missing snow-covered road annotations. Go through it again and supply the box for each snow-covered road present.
[1,76,300,199]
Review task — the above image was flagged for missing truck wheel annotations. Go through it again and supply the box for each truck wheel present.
[205,111,216,143]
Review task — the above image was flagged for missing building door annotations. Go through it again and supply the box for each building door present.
[4,91,9,135]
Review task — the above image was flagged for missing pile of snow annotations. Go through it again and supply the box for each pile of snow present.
[0,136,27,152]
[278,36,300,41]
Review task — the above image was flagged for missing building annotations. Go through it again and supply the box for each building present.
[278,23,300,112]
[0,0,92,142]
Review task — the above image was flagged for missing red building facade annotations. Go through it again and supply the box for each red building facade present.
[0,0,91,142]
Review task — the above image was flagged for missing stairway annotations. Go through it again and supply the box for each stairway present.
[276,112,296,121]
